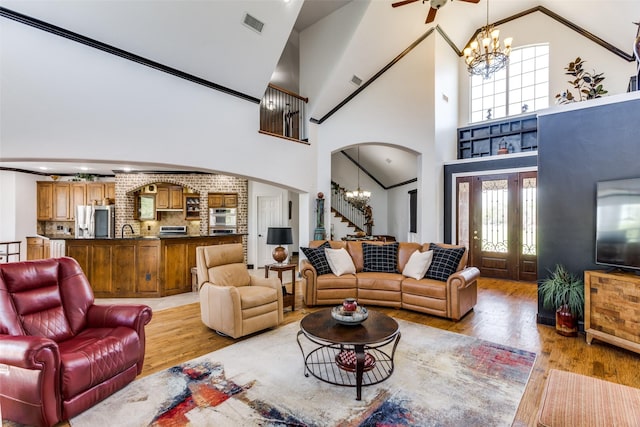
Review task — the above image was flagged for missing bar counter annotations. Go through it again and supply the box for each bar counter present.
[64,234,243,297]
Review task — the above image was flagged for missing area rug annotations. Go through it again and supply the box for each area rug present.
[70,319,536,427]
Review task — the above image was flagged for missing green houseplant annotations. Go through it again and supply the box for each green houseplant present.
[555,57,607,103]
[539,264,585,337]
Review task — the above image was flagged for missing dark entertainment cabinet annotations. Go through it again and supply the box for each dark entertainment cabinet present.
[457,114,537,159]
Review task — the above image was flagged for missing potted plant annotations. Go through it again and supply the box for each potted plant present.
[539,264,584,337]
[555,57,607,103]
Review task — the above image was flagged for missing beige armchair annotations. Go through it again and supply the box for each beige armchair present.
[196,243,283,338]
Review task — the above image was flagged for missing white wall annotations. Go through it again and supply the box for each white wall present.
[0,17,316,193]
[312,35,444,243]
[387,183,416,242]
[247,181,292,269]
[457,11,637,126]
[0,171,39,260]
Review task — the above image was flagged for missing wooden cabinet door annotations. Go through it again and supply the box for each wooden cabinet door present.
[90,244,114,295]
[137,241,160,294]
[170,186,183,209]
[69,183,86,221]
[26,237,44,260]
[37,182,53,220]
[53,183,71,221]
[208,193,223,208]
[86,183,105,205]
[223,194,238,207]
[112,244,136,294]
[66,242,91,276]
[105,182,115,203]
[162,241,189,295]
[156,187,169,209]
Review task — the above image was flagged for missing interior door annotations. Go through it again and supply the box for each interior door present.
[257,195,283,267]
[457,171,537,281]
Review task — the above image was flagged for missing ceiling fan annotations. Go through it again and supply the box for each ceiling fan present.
[392,0,480,24]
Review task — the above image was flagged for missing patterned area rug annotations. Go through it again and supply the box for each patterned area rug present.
[70,319,536,427]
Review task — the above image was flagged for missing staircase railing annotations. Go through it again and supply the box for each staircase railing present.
[259,83,308,142]
[331,182,370,233]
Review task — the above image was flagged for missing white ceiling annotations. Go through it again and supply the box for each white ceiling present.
[1,0,638,185]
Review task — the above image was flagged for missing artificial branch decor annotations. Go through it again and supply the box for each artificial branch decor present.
[555,57,607,103]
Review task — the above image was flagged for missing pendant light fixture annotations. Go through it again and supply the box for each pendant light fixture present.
[346,146,371,209]
[463,0,513,79]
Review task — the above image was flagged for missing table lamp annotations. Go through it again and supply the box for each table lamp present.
[267,227,293,265]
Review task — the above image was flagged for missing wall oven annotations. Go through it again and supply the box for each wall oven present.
[209,208,237,235]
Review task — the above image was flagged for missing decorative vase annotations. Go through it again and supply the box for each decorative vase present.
[555,304,578,337]
[342,298,358,312]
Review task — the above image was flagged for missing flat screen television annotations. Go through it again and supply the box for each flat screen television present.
[595,177,640,271]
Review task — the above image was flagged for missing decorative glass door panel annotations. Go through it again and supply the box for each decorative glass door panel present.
[457,171,537,281]
[481,179,509,253]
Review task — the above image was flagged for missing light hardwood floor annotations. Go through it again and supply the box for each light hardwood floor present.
[138,277,640,426]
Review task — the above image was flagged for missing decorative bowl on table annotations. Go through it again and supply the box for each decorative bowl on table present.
[331,305,368,326]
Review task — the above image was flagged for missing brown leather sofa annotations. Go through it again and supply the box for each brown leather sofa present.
[300,240,480,320]
[0,257,152,427]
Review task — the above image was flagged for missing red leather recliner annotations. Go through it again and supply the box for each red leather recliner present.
[0,257,152,427]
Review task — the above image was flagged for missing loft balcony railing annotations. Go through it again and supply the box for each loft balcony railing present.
[259,84,308,143]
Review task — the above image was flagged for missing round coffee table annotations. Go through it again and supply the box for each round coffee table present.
[296,308,401,400]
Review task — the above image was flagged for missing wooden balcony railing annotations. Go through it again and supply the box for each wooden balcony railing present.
[259,84,308,143]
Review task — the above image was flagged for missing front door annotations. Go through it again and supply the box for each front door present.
[456,171,537,281]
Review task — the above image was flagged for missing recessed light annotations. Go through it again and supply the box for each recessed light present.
[39,166,48,170]
[123,167,132,172]
[79,167,89,171]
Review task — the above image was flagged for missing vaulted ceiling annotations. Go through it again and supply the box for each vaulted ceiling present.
[1,0,638,186]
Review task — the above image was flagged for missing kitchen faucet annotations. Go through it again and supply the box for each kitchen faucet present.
[121,224,135,238]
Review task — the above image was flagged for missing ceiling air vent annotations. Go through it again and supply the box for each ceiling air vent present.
[243,13,264,34]
[350,75,363,86]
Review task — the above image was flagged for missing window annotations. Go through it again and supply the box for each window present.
[409,189,417,233]
[470,44,549,123]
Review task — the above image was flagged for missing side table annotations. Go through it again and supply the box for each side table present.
[265,263,296,311]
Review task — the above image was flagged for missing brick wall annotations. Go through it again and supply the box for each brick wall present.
[115,173,248,237]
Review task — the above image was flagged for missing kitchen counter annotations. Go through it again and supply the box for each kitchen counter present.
[65,234,243,297]
[39,233,247,240]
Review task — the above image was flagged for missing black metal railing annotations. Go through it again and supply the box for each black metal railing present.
[331,182,371,233]
[259,84,308,142]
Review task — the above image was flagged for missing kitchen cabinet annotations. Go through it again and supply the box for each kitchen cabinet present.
[27,236,50,260]
[69,183,86,221]
[156,185,183,210]
[184,195,201,220]
[65,235,241,297]
[66,238,161,297]
[208,193,238,208]
[37,182,53,220]
[37,181,114,222]
[135,194,156,220]
[86,183,105,205]
[105,182,115,204]
[53,183,72,221]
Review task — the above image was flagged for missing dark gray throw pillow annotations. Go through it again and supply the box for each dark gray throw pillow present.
[425,243,465,281]
[301,242,332,275]
[362,242,399,273]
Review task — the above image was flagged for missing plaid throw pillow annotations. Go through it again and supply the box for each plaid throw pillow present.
[425,244,465,281]
[362,242,399,273]
[301,242,332,275]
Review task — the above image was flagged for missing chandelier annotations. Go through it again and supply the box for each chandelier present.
[463,0,512,79]
[346,146,371,209]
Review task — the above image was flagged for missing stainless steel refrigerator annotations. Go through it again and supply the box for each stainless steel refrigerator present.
[75,205,115,238]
